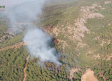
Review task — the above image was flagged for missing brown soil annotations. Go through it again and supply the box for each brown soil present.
[0,42,25,52]
[73,4,104,41]
[49,3,105,55]
[0,35,13,42]
[104,1,112,4]
[106,54,112,61]
[69,68,79,79]
[100,39,111,46]
[99,73,107,81]
[23,55,29,81]
[58,39,69,50]
[93,54,100,60]
[52,38,59,45]
[81,69,98,81]
[0,65,2,67]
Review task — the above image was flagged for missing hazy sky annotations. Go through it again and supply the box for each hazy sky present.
[0,0,37,7]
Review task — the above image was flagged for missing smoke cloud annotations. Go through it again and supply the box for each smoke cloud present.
[23,28,60,65]
[6,0,46,33]
[5,0,60,65]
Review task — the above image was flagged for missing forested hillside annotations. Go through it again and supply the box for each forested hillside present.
[0,0,112,81]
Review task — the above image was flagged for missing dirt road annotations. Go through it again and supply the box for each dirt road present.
[0,42,25,52]
[23,55,29,81]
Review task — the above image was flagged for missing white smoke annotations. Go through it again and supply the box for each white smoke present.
[6,0,46,33]
[7,1,45,22]
[4,0,60,65]
[23,28,60,65]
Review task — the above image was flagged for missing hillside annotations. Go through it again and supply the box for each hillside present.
[0,0,112,81]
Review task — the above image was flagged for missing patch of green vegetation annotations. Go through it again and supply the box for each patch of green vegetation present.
[39,0,112,80]
[0,19,8,37]
[0,33,23,49]
[0,0,112,81]
[0,46,27,81]
[38,0,81,27]
[80,1,112,80]
[26,61,70,81]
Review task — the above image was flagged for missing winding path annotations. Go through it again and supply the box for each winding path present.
[23,55,29,81]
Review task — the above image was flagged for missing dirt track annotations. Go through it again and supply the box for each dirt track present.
[23,55,29,81]
[0,42,28,81]
[0,42,25,52]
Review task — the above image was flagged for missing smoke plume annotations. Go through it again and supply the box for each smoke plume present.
[5,0,60,65]
[23,28,60,65]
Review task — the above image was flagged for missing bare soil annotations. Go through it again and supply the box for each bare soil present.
[104,1,112,4]
[0,35,13,42]
[99,73,107,81]
[0,42,25,52]
[81,69,98,81]
[106,54,112,61]
[23,55,29,81]
[69,68,80,79]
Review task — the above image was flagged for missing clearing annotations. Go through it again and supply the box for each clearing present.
[81,69,98,81]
